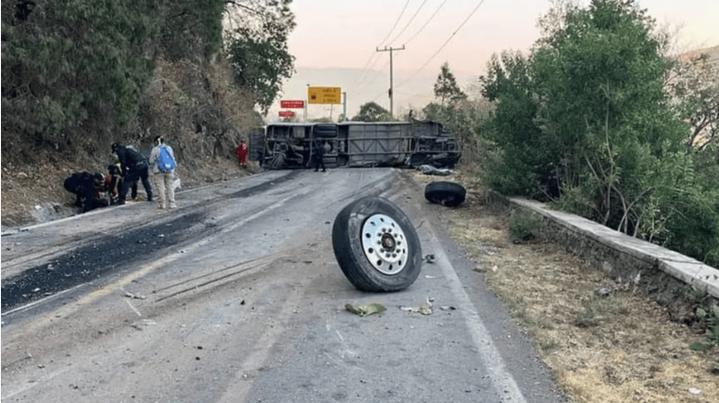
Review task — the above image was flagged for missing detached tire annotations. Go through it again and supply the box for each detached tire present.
[332,196,422,292]
[425,181,466,207]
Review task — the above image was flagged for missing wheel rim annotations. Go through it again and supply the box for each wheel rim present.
[361,214,408,275]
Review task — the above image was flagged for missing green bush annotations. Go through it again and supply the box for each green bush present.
[509,210,544,242]
[689,304,719,352]
[2,0,227,156]
[475,0,719,268]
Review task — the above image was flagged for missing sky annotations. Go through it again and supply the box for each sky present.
[271,0,719,121]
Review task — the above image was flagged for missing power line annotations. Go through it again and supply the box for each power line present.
[348,53,383,92]
[376,0,412,47]
[348,0,412,93]
[357,60,391,92]
[397,0,487,89]
[402,0,447,45]
[386,0,428,47]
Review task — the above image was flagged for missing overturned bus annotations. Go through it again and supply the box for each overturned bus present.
[249,119,461,170]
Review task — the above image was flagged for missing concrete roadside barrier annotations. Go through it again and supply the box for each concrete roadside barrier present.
[485,191,719,315]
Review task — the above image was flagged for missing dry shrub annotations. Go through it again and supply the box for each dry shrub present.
[129,56,262,190]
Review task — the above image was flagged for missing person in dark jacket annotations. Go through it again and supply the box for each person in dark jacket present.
[312,139,326,172]
[63,172,109,213]
[106,164,123,205]
[111,142,153,204]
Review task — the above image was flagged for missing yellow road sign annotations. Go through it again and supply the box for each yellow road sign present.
[308,87,341,104]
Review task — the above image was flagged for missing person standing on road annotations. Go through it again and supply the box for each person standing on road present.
[112,142,153,205]
[149,136,177,209]
[312,139,326,172]
[106,164,123,205]
[236,139,248,168]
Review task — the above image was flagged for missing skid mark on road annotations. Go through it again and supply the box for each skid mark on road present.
[2,187,314,345]
[154,255,283,302]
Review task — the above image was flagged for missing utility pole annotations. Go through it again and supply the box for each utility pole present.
[376,45,404,117]
[305,84,310,122]
[342,92,347,121]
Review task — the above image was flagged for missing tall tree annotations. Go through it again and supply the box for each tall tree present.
[1,0,163,150]
[225,0,296,114]
[433,62,466,107]
[528,0,685,221]
[160,0,227,60]
[1,0,229,156]
[479,51,545,197]
[666,52,719,151]
[481,0,719,266]
[352,102,392,122]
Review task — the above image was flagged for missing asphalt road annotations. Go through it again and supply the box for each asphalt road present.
[1,168,566,402]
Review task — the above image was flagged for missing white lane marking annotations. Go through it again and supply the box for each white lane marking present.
[1,285,85,317]
[1,367,72,400]
[424,221,527,402]
[126,299,142,317]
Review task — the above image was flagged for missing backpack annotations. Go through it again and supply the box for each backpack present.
[157,145,176,173]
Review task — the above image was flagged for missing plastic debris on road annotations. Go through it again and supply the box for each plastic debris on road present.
[345,302,386,317]
[399,297,435,315]
[418,165,453,176]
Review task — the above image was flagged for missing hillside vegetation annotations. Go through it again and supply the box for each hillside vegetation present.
[1,0,294,225]
[420,0,719,268]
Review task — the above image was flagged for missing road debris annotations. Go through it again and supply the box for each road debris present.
[123,290,147,300]
[345,302,386,317]
[130,319,157,330]
[424,254,436,264]
[399,297,435,315]
[418,165,453,176]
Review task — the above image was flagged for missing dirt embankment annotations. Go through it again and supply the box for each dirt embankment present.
[2,57,260,228]
[1,157,258,228]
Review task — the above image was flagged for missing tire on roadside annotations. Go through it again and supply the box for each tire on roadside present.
[332,196,422,292]
[425,181,466,207]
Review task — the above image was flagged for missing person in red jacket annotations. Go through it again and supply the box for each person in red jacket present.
[236,139,248,168]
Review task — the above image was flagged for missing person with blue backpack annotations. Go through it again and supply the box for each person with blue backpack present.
[149,136,177,209]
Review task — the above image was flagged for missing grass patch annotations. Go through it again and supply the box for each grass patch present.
[575,294,620,328]
[509,209,544,242]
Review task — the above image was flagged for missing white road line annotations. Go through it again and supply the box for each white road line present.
[126,299,142,317]
[1,367,72,400]
[424,221,527,402]
[1,285,86,316]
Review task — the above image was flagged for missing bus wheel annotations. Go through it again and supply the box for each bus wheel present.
[332,196,422,292]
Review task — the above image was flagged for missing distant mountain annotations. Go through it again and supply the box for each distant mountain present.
[679,44,719,66]
[268,67,477,122]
